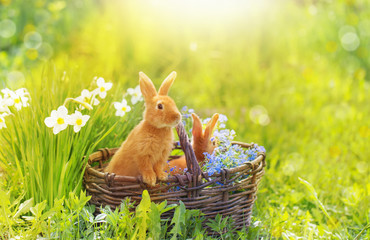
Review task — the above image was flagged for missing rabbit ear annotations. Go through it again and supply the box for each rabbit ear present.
[158,71,177,96]
[139,72,157,101]
[204,113,219,139]
[191,113,203,138]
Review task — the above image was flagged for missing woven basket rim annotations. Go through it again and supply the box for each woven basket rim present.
[85,141,266,185]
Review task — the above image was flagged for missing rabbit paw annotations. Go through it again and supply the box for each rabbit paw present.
[142,172,157,186]
[157,171,168,181]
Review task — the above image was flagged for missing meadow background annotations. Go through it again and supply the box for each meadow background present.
[0,0,369,239]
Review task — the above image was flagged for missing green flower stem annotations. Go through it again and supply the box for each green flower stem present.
[63,98,93,110]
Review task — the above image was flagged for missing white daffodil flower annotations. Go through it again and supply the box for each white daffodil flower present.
[13,88,30,110]
[75,89,100,109]
[127,85,143,104]
[1,88,17,106]
[69,110,90,133]
[0,96,10,114]
[44,106,71,135]
[95,77,112,99]
[1,88,30,110]
[0,114,6,129]
[113,99,131,117]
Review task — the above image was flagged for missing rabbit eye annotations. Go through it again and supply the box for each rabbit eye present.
[157,103,163,110]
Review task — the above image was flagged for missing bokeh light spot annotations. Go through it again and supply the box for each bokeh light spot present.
[23,24,36,34]
[354,68,366,80]
[0,19,16,38]
[26,49,39,60]
[38,42,54,60]
[189,42,198,51]
[338,25,356,38]
[35,10,51,25]
[308,5,317,15]
[356,162,368,174]
[283,152,304,176]
[340,32,360,51]
[24,31,43,49]
[48,1,66,12]
[7,71,25,88]
[249,105,270,126]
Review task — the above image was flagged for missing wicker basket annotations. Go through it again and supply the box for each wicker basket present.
[83,122,266,232]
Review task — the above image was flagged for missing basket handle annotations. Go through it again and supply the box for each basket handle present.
[175,122,202,179]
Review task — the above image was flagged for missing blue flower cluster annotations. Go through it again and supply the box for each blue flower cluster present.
[181,106,195,135]
[202,115,266,176]
[181,106,194,120]
[176,107,266,177]
[204,143,266,176]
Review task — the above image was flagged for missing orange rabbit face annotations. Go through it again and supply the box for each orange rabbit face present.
[140,72,181,129]
[144,95,181,128]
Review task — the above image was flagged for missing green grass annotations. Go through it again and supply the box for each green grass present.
[1,0,370,239]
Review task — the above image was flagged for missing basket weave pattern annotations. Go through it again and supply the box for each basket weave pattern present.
[83,123,266,231]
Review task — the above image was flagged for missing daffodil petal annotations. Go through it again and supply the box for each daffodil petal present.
[105,82,113,90]
[73,110,82,118]
[82,115,90,123]
[60,123,69,131]
[97,77,104,86]
[93,98,100,105]
[121,99,128,105]
[57,106,68,115]
[64,115,72,124]
[73,125,81,133]
[53,126,61,134]
[127,88,134,95]
[113,102,121,109]
[81,89,90,97]
[44,117,55,127]
[99,91,107,99]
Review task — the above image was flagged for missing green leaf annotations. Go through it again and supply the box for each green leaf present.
[136,190,151,240]
[148,202,161,240]
[298,177,338,228]
[170,201,186,239]
[13,198,33,219]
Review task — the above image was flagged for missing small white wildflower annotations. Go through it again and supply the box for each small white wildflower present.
[113,99,131,117]
[13,88,30,110]
[126,85,143,104]
[9,236,21,240]
[1,88,17,106]
[0,95,10,114]
[69,110,90,133]
[95,77,112,99]
[75,89,100,109]
[0,114,6,129]
[44,106,71,134]
[1,88,29,110]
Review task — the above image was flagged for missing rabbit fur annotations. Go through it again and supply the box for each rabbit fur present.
[105,71,181,186]
[168,113,219,174]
